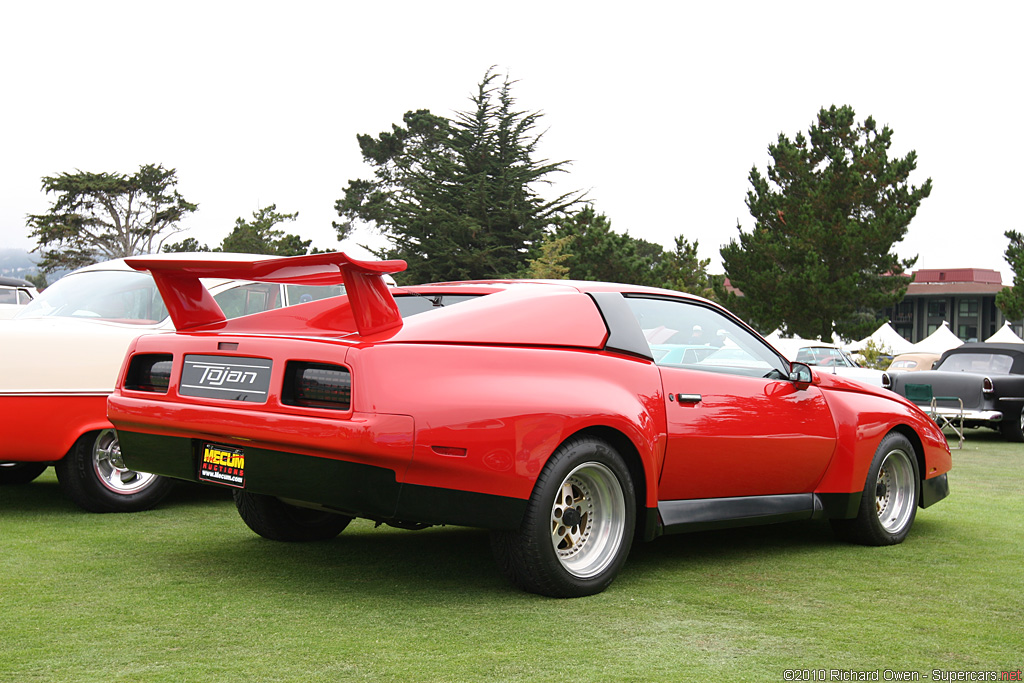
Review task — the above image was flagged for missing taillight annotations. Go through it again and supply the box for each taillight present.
[983,377,994,394]
[125,354,173,393]
[283,362,351,410]
[881,373,891,390]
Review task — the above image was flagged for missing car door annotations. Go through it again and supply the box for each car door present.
[623,296,837,500]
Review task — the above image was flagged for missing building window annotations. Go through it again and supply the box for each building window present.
[892,301,913,323]
[959,299,978,317]
[958,324,978,342]
[928,300,946,317]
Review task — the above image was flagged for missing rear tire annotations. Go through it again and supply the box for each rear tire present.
[831,431,919,545]
[234,490,353,542]
[0,462,48,485]
[999,409,1024,442]
[54,429,173,512]
[490,436,635,598]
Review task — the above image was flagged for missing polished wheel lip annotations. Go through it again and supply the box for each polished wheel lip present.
[92,429,159,494]
[549,461,626,579]
[875,448,915,534]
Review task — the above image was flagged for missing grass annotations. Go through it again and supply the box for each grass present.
[1,429,1021,682]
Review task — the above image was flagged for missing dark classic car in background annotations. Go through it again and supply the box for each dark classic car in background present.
[0,275,37,319]
[107,253,951,597]
[884,342,1024,442]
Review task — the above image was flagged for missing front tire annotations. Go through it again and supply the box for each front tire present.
[0,462,48,485]
[490,436,636,598]
[54,429,173,513]
[234,490,353,542]
[831,431,919,545]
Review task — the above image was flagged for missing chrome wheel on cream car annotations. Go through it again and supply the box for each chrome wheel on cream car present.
[54,429,173,513]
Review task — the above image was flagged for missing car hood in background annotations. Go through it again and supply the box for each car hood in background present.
[816,365,886,387]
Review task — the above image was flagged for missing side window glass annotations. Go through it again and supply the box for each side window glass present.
[18,289,33,304]
[213,283,282,319]
[285,284,346,305]
[623,296,787,378]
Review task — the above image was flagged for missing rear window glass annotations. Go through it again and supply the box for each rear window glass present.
[394,294,481,317]
[938,352,1014,375]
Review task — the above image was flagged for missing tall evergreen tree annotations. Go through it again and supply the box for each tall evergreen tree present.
[335,70,582,283]
[996,230,1024,320]
[719,105,931,340]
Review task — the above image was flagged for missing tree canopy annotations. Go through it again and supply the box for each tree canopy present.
[163,205,313,256]
[719,105,931,340]
[996,230,1024,320]
[335,70,582,284]
[526,207,718,298]
[27,163,197,273]
[543,207,665,287]
[220,205,311,256]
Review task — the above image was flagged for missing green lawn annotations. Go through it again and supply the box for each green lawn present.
[2,430,1021,682]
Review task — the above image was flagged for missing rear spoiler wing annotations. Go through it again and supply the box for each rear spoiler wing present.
[125,252,407,335]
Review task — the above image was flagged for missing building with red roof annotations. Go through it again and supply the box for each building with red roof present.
[883,268,1008,343]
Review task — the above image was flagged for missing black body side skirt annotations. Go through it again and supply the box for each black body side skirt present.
[643,473,950,540]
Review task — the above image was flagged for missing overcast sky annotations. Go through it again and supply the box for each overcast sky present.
[2,2,1020,281]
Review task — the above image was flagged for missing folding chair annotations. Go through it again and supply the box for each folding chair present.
[905,383,964,449]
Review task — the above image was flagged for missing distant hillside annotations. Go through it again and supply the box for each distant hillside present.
[0,248,38,278]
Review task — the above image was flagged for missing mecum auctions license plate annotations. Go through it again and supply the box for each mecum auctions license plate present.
[199,443,245,488]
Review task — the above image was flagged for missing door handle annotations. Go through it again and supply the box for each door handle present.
[671,393,702,404]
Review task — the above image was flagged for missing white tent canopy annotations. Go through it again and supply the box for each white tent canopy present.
[847,322,915,356]
[909,321,963,355]
[985,322,1024,344]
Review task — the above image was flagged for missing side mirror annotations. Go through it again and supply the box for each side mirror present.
[789,361,813,387]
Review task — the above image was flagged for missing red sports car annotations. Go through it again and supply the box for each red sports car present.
[107,253,952,597]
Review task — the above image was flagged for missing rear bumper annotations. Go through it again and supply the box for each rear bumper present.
[916,405,1002,423]
[115,430,527,530]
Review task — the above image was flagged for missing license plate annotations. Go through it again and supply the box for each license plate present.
[199,443,245,488]
[180,355,273,402]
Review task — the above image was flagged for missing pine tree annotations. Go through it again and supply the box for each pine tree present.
[335,70,582,284]
[720,105,931,339]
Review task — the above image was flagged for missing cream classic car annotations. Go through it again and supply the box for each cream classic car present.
[0,254,346,511]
